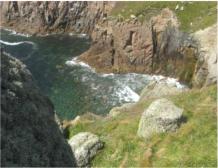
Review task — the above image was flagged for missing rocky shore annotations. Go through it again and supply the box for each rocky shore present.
[1,2,217,87]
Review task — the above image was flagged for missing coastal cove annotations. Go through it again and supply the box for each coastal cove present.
[1,28,185,119]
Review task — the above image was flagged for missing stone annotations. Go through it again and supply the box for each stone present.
[139,80,188,101]
[1,52,77,167]
[193,24,217,87]
[68,132,104,167]
[109,103,135,117]
[137,98,183,139]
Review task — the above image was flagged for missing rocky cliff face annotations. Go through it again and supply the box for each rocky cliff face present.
[80,8,199,85]
[0,1,115,35]
[1,2,216,86]
[1,52,77,167]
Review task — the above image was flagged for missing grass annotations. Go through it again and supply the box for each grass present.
[110,1,217,32]
[67,85,217,167]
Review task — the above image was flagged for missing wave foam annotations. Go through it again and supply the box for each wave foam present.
[65,57,95,72]
[0,40,35,46]
[116,86,140,102]
[2,28,31,37]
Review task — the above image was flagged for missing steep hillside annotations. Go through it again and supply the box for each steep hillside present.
[1,52,77,167]
[67,85,217,167]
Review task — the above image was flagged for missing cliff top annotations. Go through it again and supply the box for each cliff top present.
[110,1,217,32]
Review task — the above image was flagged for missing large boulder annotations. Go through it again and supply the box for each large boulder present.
[1,52,77,166]
[137,98,183,139]
[193,24,217,87]
[139,79,188,101]
[68,132,104,167]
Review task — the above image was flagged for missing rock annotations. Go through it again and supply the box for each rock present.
[137,98,183,139]
[1,52,77,167]
[139,80,188,101]
[1,2,116,35]
[68,132,104,167]
[79,8,198,85]
[193,24,217,87]
[62,116,81,129]
[109,103,135,117]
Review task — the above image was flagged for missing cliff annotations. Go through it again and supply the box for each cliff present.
[0,1,217,87]
[0,1,115,35]
[1,52,77,167]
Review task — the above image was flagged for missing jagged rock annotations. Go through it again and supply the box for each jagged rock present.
[1,52,77,166]
[79,8,198,85]
[68,132,104,167]
[137,98,183,139]
[139,80,188,101]
[193,24,217,87]
[1,1,115,35]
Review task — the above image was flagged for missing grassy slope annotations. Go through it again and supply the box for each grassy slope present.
[110,1,217,32]
[68,85,217,167]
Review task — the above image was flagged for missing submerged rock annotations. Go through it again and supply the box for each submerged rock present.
[137,98,183,139]
[68,132,104,167]
[1,52,77,167]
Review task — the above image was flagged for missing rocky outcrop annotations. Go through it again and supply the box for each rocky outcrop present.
[1,2,216,86]
[109,103,135,117]
[193,24,217,87]
[68,132,104,167]
[79,8,198,84]
[1,52,77,167]
[139,80,188,101]
[0,1,115,35]
[137,98,183,139]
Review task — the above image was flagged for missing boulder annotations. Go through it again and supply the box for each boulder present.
[139,80,188,101]
[68,132,104,167]
[137,98,183,139]
[193,24,217,87]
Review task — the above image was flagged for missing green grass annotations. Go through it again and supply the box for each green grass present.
[110,1,217,32]
[68,85,217,167]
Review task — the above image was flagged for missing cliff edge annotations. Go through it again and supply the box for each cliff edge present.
[1,52,77,167]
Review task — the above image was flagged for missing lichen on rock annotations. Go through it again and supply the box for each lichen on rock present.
[137,98,183,139]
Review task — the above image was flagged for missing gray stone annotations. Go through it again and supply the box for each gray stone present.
[139,80,188,101]
[68,132,104,167]
[193,24,217,87]
[137,98,183,139]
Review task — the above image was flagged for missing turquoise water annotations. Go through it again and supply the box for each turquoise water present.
[1,29,153,119]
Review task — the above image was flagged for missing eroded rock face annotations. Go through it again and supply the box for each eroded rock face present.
[0,1,115,35]
[137,98,183,139]
[193,24,217,87]
[79,8,198,84]
[68,132,104,167]
[1,52,77,167]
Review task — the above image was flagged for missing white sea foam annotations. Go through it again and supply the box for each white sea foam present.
[116,85,140,102]
[149,75,186,89]
[65,57,95,72]
[69,33,88,38]
[0,39,35,46]
[2,28,31,37]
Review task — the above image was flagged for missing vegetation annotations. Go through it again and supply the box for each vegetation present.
[67,85,217,167]
[110,1,217,32]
